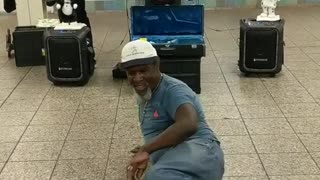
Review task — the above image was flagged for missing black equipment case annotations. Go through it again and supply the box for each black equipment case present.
[130,5,205,93]
[239,19,285,76]
[13,26,47,67]
[43,27,95,85]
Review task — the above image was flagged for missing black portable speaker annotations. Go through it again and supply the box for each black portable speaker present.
[239,19,285,75]
[44,27,94,85]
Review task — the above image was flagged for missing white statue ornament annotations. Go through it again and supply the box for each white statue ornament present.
[257,0,281,21]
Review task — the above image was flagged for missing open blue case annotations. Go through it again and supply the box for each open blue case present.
[130,5,205,57]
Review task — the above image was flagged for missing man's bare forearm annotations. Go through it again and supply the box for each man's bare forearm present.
[141,120,197,154]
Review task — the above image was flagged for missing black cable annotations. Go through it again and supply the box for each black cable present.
[93,0,130,54]
[95,31,128,54]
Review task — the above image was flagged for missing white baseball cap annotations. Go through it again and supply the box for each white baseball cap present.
[120,39,158,69]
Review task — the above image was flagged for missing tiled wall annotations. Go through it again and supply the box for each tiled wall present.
[85,0,320,11]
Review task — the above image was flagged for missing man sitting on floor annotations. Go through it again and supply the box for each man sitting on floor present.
[120,40,225,180]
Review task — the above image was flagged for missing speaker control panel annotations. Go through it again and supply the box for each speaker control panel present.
[244,19,279,27]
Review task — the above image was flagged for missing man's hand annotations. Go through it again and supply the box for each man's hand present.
[127,151,149,180]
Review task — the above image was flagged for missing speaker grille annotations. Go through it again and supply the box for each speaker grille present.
[48,38,81,78]
[244,29,278,69]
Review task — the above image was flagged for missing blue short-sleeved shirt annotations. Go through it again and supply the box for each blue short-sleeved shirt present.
[139,74,219,143]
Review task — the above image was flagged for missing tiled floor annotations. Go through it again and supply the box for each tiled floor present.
[0,5,320,180]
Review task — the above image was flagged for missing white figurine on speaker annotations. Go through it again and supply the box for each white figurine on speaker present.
[257,0,281,21]
[54,0,86,30]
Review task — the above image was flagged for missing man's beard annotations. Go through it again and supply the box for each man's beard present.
[134,87,152,105]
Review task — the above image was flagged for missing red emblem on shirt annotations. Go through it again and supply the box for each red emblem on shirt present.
[153,110,159,119]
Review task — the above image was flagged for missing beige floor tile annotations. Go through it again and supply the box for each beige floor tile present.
[311,152,320,166]
[204,106,241,120]
[113,122,142,139]
[93,67,113,77]
[0,99,43,112]
[0,143,16,162]
[118,97,138,109]
[297,134,320,152]
[308,53,320,62]
[60,140,110,160]
[0,89,12,100]
[46,87,85,98]
[263,81,305,94]
[67,123,113,141]
[201,62,222,74]
[260,153,320,176]
[0,79,20,89]
[21,125,70,142]
[214,50,238,58]
[228,81,267,94]
[233,93,276,105]
[0,126,26,143]
[207,119,247,136]
[224,154,266,176]
[238,105,284,119]
[74,109,116,124]
[223,72,259,84]
[0,161,55,180]
[299,80,320,98]
[244,118,294,135]
[105,157,128,180]
[23,67,48,81]
[86,76,122,87]
[259,70,296,82]
[83,86,121,97]
[0,112,34,126]
[251,134,307,153]
[220,136,256,155]
[95,59,119,69]
[16,79,52,89]
[31,110,76,125]
[219,63,239,74]
[270,90,316,104]
[8,88,49,100]
[10,141,63,161]
[301,47,320,54]
[293,40,320,47]
[79,96,118,110]
[307,89,320,99]
[299,80,320,90]
[285,61,320,71]
[0,70,27,80]
[201,73,226,83]
[40,98,81,111]
[279,103,320,117]
[199,93,235,106]
[284,47,304,56]
[285,52,312,61]
[51,159,107,180]
[116,108,139,123]
[223,176,268,180]
[269,175,320,180]
[199,83,230,95]
[291,70,320,81]
[0,162,4,171]
[288,117,320,134]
